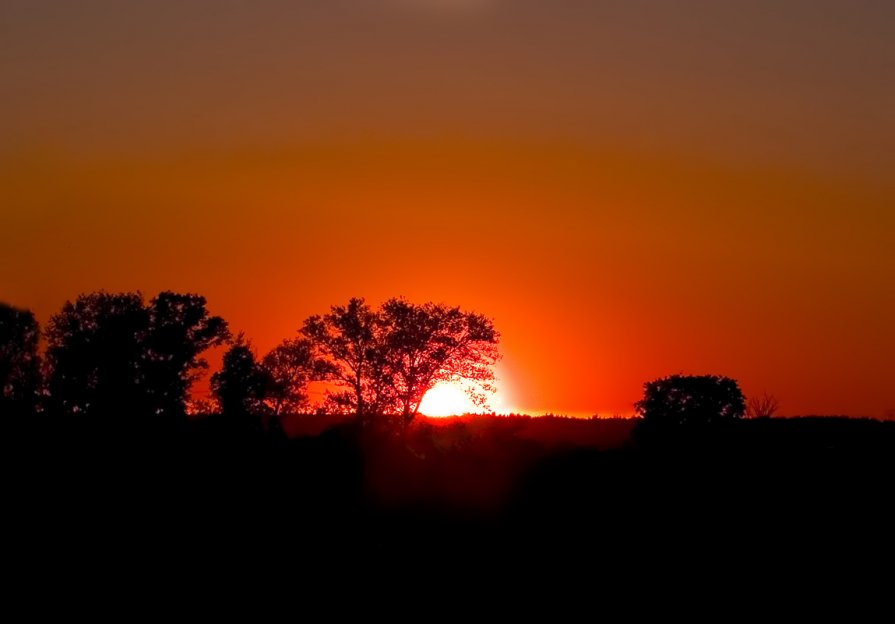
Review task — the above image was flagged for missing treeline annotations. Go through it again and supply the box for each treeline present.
[0,291,499,429]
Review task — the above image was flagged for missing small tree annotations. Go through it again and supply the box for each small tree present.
[635,374,745,428]
[261,338,316,416]
[211,339,269,417]
[0,303,41,416]
[746,392,779,418]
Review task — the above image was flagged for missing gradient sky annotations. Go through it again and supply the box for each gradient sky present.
[2,1,893,417]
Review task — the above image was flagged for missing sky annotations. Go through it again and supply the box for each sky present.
[1,0,893,417]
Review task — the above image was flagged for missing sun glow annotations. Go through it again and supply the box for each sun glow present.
[419,383,478,417]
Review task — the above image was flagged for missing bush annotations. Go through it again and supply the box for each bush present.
[635,375,745,428]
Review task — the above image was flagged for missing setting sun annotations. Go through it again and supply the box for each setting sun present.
[419,383,477,417]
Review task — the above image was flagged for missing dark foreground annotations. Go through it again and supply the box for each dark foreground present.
[4,414,893,606]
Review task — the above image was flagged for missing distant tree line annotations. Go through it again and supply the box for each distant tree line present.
[0,293,500,431]
[3,290,786,433]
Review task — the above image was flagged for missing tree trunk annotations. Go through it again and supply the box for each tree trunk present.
[401,402,415,433]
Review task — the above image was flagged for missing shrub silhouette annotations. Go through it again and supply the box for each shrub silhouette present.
[746,392,780,418]
[635,374,745,428]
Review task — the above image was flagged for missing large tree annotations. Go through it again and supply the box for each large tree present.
[45,291,229,419]
[45,292,148,417]
[380,298,499,425]
[0,303,41,416]
[635,374,746,428]
[299,297,500,426]
[301,298,393,419]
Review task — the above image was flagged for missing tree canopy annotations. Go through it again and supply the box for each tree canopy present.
[211,338,269,418]
[0,303,40,416]
[261,338,317,416]
[380,298,499,423]
[635,374,746,428]
[44,291,229,419]
[7,292,500,424]
[301,297,391,418]
[300,297,500,424]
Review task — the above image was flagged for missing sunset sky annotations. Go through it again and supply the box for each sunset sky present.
[2,1,893,417]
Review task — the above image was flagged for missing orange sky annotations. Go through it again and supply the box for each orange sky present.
[2,1,893,417]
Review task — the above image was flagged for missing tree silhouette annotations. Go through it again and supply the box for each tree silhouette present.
[142,292,230,418]
[261,338,316,416]
[45,292,148,418]
[300,297,501,425]
[746,392,780,418]
[211,338,269,417]
[0,303,40,416]
[301,298,393,419]
[380,298,499,426]
[635,374,745,428]
[44,291,228,419]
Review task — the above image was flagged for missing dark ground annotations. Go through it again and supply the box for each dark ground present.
[4,414,893,608]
